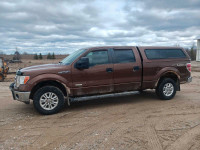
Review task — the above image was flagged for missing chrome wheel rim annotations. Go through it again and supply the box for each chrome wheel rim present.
[39,92,59,110]
[163,83,174,97]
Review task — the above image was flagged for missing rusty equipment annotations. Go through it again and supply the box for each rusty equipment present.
[0,57,9,82]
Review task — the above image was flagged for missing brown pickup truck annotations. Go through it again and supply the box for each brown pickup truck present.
[10,46,192,115]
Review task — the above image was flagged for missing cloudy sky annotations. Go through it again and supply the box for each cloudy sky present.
[0,0,200,54]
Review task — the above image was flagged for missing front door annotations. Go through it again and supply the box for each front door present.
[112,47,142,92]
[71,49,114,96]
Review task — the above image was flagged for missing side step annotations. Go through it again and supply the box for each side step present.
[69,91,140,102]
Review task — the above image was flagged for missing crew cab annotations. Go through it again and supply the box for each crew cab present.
[10,46,192,115]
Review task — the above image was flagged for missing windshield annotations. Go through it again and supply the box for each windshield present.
[60,49,86,65]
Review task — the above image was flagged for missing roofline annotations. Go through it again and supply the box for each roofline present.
[85,46,184,50]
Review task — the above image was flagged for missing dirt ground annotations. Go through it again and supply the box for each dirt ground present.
[0,62,200,150]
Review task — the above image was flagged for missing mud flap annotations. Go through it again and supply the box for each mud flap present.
[177,80,180,91]
[66,97,70,106]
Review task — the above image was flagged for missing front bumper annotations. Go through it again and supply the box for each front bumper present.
[9,83,30,104]
[187,76,192,83]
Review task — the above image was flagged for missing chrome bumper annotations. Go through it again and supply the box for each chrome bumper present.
[10,83,30,104]
[187,77,192,83]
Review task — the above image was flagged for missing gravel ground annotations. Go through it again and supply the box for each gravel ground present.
[0,71,200,150]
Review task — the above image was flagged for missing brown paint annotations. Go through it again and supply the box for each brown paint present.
[14,46,191,98]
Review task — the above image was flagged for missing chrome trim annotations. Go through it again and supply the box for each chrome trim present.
[163,83,174,96]
[10,87,30,104]
[58,70,70,74]
[75,84,83,87]
[39,92,59,110]
[187,77,192,83]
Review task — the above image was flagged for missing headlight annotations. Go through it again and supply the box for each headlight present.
[15,76,30,87]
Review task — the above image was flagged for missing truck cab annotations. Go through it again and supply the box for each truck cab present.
[10,46,192,115]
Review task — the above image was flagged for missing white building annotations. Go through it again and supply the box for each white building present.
[197,38,200,61]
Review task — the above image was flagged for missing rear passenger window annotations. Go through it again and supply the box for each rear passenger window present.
[85,50,109,66]
[145,49,186,59]
[114,49,136,63]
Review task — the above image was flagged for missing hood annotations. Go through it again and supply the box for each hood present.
[19,64,70,77]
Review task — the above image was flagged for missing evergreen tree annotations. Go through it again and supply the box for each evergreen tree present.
[39,53,43,59]
[47,53,51,59]
[34,53,38,60]
[52,52,55,59]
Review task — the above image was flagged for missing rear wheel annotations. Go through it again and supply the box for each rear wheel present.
[33,86,65,115]
[0,73,4,82]
[156,78,177,100]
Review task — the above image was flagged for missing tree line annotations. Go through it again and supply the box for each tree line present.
[0,46,198,61]
[34,52,56,60]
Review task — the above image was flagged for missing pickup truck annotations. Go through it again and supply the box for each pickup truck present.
[10,46,192,115]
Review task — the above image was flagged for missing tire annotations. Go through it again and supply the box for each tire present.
[33,86,65,115]
[139,90,144,93]
[156,78,177,100]
[0,73,4,82]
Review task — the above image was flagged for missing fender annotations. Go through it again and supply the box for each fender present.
[27,74,71,94]
[154,67,181,87]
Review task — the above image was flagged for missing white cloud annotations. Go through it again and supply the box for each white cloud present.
[0,0,199,54]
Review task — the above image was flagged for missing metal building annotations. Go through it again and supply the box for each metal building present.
[197,37,200,61]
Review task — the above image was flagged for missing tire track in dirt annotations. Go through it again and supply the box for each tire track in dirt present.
[73,113,146,150]
[152,112,200,150]
[144,116,163,150]
[0,110,83,149]
[166,123,200,150]
[35,106,148,150]
[38,111,126,149]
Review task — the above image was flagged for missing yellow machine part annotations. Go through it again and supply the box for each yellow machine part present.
[0,57,9,81]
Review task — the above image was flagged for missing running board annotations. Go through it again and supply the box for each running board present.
[69,91,140,102]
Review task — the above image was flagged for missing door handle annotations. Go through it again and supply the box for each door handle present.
[106,68,113,73]
[133,66,140,72]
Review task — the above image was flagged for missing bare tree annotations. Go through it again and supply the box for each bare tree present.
[190,44,196,61]
[185,44,197,61]
[174,43,180,47]
[13,47,21,60]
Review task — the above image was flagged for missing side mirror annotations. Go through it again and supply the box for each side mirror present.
[75,57,89,69]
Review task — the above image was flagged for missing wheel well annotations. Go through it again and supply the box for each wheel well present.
[30,80,68,99]
[157,72,180,90]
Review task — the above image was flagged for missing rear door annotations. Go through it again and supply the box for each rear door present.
[112,47,142,92]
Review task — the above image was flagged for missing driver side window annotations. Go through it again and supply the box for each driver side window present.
[85,50,109,67]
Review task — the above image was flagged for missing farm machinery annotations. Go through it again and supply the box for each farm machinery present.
[0,57,9,81]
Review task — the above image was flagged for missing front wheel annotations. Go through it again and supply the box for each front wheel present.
[156,78,177,100]
[33,86,65,115]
